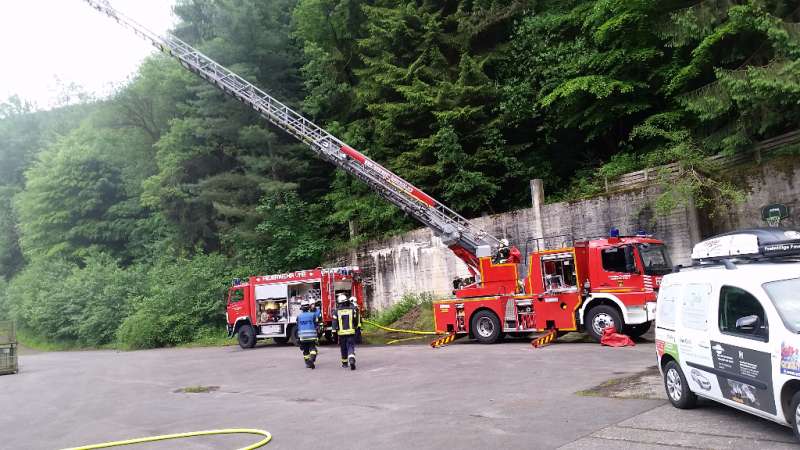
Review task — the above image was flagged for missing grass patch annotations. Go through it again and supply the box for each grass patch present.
[175,385,219,394]
[177,327,235,348]
[362,292,437,345]
[366,292,433,327]
[15,328,112,352]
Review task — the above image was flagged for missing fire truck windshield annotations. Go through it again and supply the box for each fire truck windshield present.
[637,243,672,276]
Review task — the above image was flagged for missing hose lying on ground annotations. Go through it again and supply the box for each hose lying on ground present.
[61,428,272,450]
[362,318,443,335]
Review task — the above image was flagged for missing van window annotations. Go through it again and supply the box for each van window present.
[680,284,711,331]
[763,277,800,333]
[657,284,680,329]
[718,286,768,341]
[602,246,637,273]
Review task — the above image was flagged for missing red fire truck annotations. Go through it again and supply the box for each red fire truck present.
[86,1,672,346]
[226,266,364,349]
[434,233,672,343]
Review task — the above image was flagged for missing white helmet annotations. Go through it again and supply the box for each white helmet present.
[500,238,509,246]
[336,293,348,304]
[300,298,311,308]
[349,296,357,304]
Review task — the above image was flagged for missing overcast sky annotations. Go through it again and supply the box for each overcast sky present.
[0,0,176,110]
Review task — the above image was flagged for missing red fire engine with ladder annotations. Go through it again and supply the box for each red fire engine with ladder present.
[84,0,672,345]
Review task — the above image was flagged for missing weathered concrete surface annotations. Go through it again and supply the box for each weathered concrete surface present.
[563,402,795,449]
[713,156,800,232]
[1,339,795,450]
[0,342,665,450]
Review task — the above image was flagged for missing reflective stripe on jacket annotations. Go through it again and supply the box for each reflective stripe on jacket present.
[334,307,359,336]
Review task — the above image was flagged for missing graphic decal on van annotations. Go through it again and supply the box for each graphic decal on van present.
[709,341,775,415]
[781,343,800,377]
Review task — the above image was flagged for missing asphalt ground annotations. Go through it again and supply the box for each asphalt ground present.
[0,336,795,449]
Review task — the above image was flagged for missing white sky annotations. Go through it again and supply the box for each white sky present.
[0,0,177,110]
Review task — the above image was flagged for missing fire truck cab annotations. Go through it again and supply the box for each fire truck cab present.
[226,266,364,349]
[434,232,671,343]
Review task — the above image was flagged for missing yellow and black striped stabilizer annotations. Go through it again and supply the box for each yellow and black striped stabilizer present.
[531,329,557,348]
[430,333,457,348]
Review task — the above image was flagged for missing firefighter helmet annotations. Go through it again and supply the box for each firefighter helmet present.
[349,296,357,304]
[300,298,311,310]
[337,293,348,304]
[500,238,509,247]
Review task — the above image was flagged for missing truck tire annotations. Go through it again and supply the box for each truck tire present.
[789,391,800,442]
[237,324,257,349]
[585,305,622,342]
[290,325,299,345]
[471,310,502,344]
[663,360,697,409]
[625,321,652,338]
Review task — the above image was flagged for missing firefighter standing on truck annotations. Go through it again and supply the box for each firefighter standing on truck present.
[296,298,320,369]
[332,293,361,370]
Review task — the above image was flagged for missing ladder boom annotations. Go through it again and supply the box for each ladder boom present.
[83,0,501,271]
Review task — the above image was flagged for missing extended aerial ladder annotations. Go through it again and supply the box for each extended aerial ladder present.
[83,0,520,296]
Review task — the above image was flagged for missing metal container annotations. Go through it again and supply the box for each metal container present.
[0,344,17,375]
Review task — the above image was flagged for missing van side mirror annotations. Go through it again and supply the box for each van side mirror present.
[735,314,760,331]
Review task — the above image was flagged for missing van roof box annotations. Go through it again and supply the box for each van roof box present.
[691,228,800,261]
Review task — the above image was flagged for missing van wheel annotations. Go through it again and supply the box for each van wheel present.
[237,324,257,349]
[790,391,800,441]
[625,321,652,338]
[586,305,622,342]
[663,360,697,409]
[471,310,502,344]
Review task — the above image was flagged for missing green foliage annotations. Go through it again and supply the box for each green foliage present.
[14,126,138,262]
[116,253,232,349]
[6,252,140,346]
[370,292,434,326]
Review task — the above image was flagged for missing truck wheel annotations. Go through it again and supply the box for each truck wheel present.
[663,360,697,409]
[237,324,257,349]
[290,325,299,345]
[625,321,652,338]
[789,391,800,442]
[585,305,622,342]
[471,310,502,344]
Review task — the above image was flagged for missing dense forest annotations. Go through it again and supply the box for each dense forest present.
[1,0,798,348]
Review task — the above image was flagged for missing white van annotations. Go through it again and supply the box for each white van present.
[656,228,800,440]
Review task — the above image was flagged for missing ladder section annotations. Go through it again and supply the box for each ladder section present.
[83,0,500,258]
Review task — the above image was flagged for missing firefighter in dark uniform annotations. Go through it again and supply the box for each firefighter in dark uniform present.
[296,298,320,369]
[332,293,361,370]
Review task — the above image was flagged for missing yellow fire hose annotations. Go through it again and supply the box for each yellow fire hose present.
[362,318,442,336]
[386,336,427,345]
[61,428,272,450]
